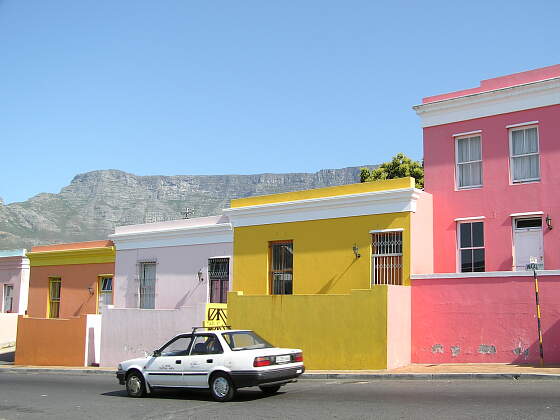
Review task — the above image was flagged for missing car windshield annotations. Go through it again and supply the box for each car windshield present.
[222,331,273,351]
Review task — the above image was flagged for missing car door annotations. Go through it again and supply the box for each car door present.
[184,334,225,388]
[144,335,192,387]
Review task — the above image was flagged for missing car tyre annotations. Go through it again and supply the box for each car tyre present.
[259,385,281,395]
[210,373,235,402]
[126,371,147,398]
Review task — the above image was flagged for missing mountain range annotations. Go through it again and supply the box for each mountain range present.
[0,165,376,250]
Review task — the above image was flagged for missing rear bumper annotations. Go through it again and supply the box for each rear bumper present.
[230,365,305,389]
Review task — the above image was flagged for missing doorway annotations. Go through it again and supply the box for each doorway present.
[513,217,544,270]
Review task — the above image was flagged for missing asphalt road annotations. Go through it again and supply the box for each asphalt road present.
[1,372,560,419]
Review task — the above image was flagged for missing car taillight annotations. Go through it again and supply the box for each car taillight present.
[253,356,273,367]
[293,352,303,362]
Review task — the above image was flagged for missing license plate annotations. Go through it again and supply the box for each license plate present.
[276,355,291,364]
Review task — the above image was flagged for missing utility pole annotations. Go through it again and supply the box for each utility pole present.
[527,257,544,367]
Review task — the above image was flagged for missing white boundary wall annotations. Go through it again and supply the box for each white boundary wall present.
[99,305,205,367]
[0,313,18,346]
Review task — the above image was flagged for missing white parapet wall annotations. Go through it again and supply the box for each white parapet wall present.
[99,304,205,367]
[0,313,18,347]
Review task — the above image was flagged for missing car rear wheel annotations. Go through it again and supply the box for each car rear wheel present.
[259,385,281,395]
[126,371,146,398]
[210,373,235,402]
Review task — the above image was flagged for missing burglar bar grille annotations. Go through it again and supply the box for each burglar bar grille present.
[209,258,229,303]
[372,231,403,285]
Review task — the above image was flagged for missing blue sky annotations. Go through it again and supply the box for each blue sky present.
[1,0,558,204]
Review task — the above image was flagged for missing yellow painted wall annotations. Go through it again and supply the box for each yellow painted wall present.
[231,177,415,208]
[228,288,389,370]
[233,212,411,295]
[28,247,115,267]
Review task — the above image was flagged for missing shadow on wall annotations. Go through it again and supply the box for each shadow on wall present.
[87,327,96,366]
[72,288,95,317]
[175,277,204,309]
[316,257,359,294]
[514,318,560,365]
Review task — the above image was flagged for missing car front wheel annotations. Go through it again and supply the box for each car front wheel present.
[210,373,235,402]
[126,371,146,398]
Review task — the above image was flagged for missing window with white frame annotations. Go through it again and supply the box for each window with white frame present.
[456,135,482,189]
[510,126,540,183]
[3,284,14,313]
[139,262,156,309]
[458,222,485,272]
[98,276,113,314]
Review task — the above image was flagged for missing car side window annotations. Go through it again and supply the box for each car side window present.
[160,335,192,357]
[190,334,223,355]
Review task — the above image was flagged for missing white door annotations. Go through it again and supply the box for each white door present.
[184,334,224,388]
[144,335,192,387]
[513,218,544,270]
[3,285,14,313]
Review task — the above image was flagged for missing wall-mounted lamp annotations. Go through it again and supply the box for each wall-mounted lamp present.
[352,244,361,259]
[197,269,204,282]
[546,214,553,230]
[88,286,95,296]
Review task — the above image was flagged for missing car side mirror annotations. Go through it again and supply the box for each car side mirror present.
[152,349,161,357]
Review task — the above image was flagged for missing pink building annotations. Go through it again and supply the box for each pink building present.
[412,65,560,364]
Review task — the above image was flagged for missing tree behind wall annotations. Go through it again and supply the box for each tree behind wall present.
[360,153,424,189]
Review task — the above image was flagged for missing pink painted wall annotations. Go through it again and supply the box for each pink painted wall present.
[410,192,434,275]
[423,104,560,273]
[412,275,560,364]
[387,285,411,369]
[114,242,232,309]
[0,252,30,314]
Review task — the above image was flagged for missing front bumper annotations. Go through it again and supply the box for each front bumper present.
[116,370,126,385]
[230,365,305,389]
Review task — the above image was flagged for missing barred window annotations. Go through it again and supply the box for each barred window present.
[269,241,293,295]
[3,284,14,313]
[209,258,229,304]
[139,262,156,309]
[48,278,61,318]
[371,231,403,285]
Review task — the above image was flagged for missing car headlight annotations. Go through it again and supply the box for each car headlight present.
[117,364,123,371]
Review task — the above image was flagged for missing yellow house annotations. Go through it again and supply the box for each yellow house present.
[223,177,433,370]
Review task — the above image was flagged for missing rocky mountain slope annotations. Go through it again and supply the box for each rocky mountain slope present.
[0,166,375,250]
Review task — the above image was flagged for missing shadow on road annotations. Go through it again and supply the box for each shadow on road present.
[101,387,281,402]
[0,350,15,364]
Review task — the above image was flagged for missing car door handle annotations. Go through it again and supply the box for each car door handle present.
[175,360,181,364]
[206,359,213,363]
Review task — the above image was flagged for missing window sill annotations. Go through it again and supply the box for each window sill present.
[456,185,483,191]
[511,179,541,185]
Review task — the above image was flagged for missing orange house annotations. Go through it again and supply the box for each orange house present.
[15,240,115,366]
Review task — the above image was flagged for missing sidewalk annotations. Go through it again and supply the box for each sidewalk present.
[2,362,560,380]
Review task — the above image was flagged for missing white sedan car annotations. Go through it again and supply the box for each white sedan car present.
[116,329,305,402]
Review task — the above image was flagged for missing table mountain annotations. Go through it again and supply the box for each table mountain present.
[0,166,376,249]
